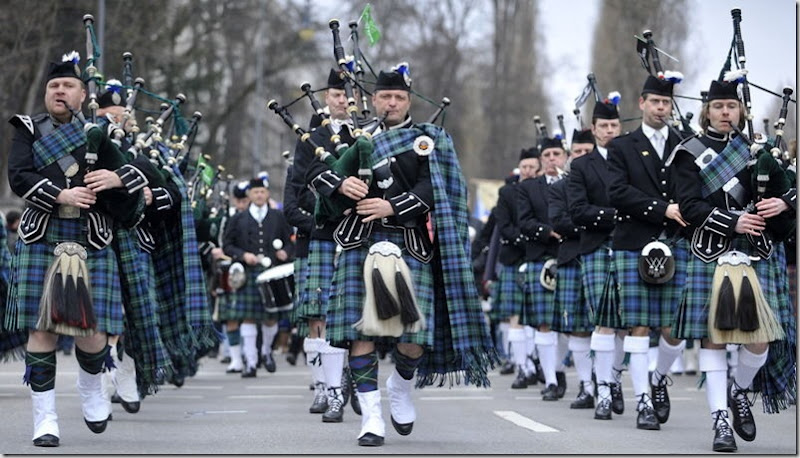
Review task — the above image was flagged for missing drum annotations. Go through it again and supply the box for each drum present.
[216,259,233,293]
[256,263,295,313]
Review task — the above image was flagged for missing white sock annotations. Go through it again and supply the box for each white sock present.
[508,327,528,372]
[569,336,593,391]
[240,323,259,370]
[653,336,686,384]
[613,334,626,380]
[321,343,346,389]
[499,322,511,358]
[535,331,558,386]
[591,332,616,400]
[734,346,769,390]
[624,335,651,408]
[556,332,569,372]
[303,337,326,385]
[700,348,728,413]
[261,323,279,356]
[524,325,536,364]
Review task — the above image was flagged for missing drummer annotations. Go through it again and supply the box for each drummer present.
[222,176,294,377]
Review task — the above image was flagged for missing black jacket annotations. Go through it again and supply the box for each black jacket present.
[282,164,314,257]
[494,182,524,266]
[567,149,616,254]
[607,126,683,251]
[517,175,559,261]
[548,178,580,265]
[222,206,294,265]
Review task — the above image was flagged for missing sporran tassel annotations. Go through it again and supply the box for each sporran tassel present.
[396,263,419,325]
[715,273,737,331]
[736,272,759,332]
[372,259,400,320]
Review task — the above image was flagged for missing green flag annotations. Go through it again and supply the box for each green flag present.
[197,155,215,186]
[359,3,381,46]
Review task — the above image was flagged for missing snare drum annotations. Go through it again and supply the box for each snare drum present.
[256,263,295,313]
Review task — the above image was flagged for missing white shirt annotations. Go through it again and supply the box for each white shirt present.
[641,123,669,159]
[597,146,608,161]
[249,203,268,223]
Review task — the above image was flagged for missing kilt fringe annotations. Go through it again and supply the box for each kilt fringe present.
[415,346,497,389]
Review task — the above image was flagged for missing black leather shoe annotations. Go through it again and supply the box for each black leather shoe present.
[358,432,384,446]
[525,371,539,386]
[349,373,362,415]
[341,369,351,407]
[226,367,242,374]
[570,386,595,409]
[542,383,559,401]
[499,361,515,375]
[728,382,756,441]
[85,414,111,434]
[533,359,546,384]
[263,352,277,373]
[241,367,257,378]
[171,376,184,387]
[556,371,567,399]
[636,405,660,430]
[511,370,528,389]
[309,384,328,414]
[33,434,59,447]
[610,382,625,415]
[594,397,612,420]
[120,399,140,414]
[713,410,738,452]
[111,392,122,404]
[220,356,231,364]
[322,388,344,423]
[651,372,672,424]
[391,415,414,435]
[286,353,297,366]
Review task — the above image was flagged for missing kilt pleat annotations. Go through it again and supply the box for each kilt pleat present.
[615,239,688,328]
[6,219,123,335]
[297,240,336,320]
[552,260,592,333]
[325,230,434,346]
[581,246,619,328]
[492,263,524,321]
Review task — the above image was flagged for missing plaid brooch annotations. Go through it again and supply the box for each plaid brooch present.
[699,135,750,198]
[32,118,86,171]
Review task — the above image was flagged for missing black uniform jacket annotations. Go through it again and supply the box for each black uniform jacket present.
[607,126,683,251]
[567,149,616,254]
[517,175,559,261]
[282,164,315,257]
[223,207,294,266]
[494,182,524,266]
[548,178,580,265]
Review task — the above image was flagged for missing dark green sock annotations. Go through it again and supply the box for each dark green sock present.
[393,349,423,380]
[75,345,108,375]
[349,351,379,392]
[25,351,56,392]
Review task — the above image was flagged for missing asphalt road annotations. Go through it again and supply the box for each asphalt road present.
[0,351,796,455]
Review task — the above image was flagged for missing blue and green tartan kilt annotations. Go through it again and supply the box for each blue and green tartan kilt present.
[580,246,620,328]
[5,219,123,335]
[223,266,271,321]
[215,291,238,322]
[297,239,336,321]
[672,236,785,340]
[552,260,592,333]
[518,259,556,328]
[614,240,688,328]
[325,230,435,347]
[492,263,525,321]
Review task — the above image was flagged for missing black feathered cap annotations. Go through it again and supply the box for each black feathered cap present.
[571,129,595,145]
[540,137,564,152]
[327,68,346,90]
[249,177,268,189]
[233,180,249,199]
[374,63,411,92]
[97,79,127,108]
[641,75,674,97]
[46,51,82,83]
[706,80,740,102]
[519,147,539,161]
[592,101,619,120]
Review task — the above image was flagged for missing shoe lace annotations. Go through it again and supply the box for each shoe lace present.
[637,393,652,411]
[652,372,672,404]
[712,410,733,436]
[731,383,756,416]
[328,388,344,411]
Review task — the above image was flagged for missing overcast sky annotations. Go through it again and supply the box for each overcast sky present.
[541,0,797,133]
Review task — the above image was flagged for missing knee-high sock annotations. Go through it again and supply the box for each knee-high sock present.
[700,348,728,414]
[613,334,626,380]
[394,349,424,380]
[499,322,511,359]
[508,327,528,372]
[591,333,616,400]
[735,346,769,390]
[240,323,258,369]
[556,332,569,372]
[25,351,57,392]
[261,323,279,355]
[320,342,346,389]
[303,338,325,385]
[569,336,593,387]
[524,326,537,373]
[624,335,651,407]
[535,330,558,386]
[350,351,379,393]
[653,336,686,384]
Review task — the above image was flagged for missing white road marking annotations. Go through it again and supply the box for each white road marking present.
[227,394,304,399]
[494,410,559,433]
[176,385,224,390]
[245,385,315,390]
[419,396,494,401]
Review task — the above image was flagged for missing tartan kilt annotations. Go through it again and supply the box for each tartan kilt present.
[580,246,620,328]
[492,263,525,321]
[225,266,271,321]
[552,259,592,333]
[296,239,336,321]
[614,239,688,328]
[672,236,785,340]
[325,229,434,347]
[518,259,556,328]
[5,218,123,335]
[290,256,309,332]
[215,291,238,322]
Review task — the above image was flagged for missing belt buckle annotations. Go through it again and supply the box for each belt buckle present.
[58,205,80,219]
